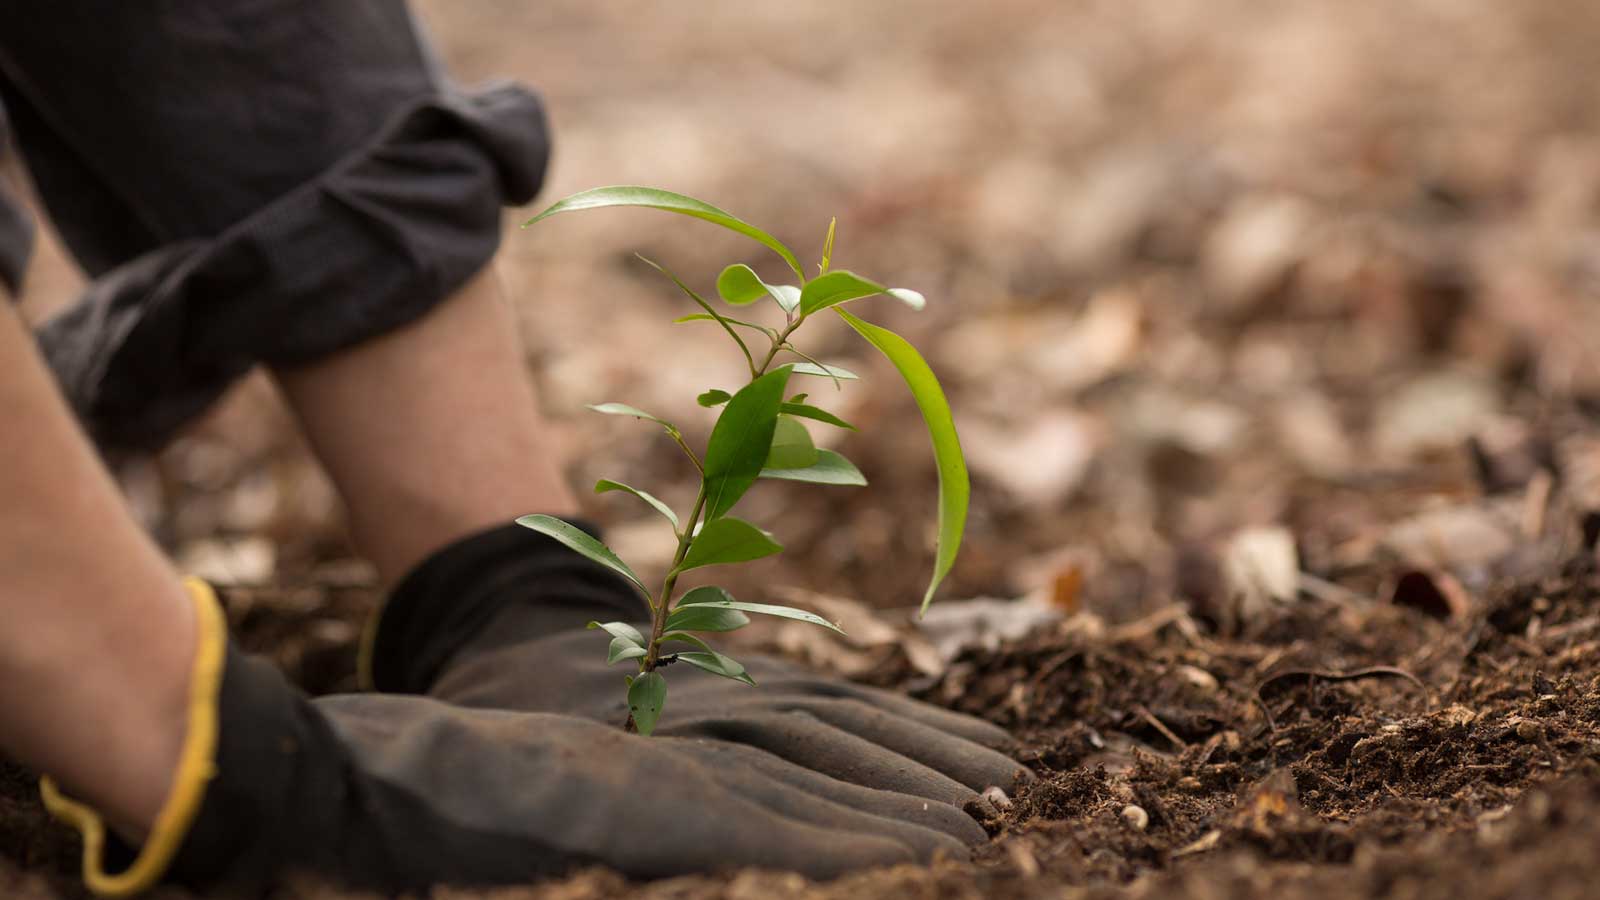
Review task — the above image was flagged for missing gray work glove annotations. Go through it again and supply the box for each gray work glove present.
[368,523,1029,819]
[42,580,978,898]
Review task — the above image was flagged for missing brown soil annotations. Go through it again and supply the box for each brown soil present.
[9,1,1600,898]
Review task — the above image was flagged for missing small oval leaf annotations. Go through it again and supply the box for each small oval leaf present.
[677,586,845,634]
[760,448,867,486]
[518,516,651,598]
[676,517,783,572]
[627,671,668,736]
[607,637,648,665]
[587,620,646,646]
[697,389,732,408]
[764,416,818,470]
[594,479,679,530]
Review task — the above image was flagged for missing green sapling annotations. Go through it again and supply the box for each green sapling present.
[518,186,969,735]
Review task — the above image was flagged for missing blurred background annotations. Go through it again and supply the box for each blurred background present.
[20,0,1600,647]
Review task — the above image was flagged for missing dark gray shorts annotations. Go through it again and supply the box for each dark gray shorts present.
[0,1,551,449]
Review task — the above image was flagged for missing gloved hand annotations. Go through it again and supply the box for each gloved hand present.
[42,580,980,898]
[367,523,1030,816]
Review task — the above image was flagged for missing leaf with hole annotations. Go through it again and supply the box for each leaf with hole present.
[627,671,668,735]
[760,448,867,486]
[524,186,804,278]
[764,416,818,469]
[518,516,650,598]
[676,517,782,572]
[701,368,790,520]
[837,309,967,613]
[675,650,756,686]
[677,586,845,634]
[594,479,679,530]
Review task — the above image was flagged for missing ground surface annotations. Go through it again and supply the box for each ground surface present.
[7,1,1600,898]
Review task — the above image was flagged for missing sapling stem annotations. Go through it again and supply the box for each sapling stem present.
[519,186,970,737]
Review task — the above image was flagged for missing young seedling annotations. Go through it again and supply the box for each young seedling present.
[518,186,968,735]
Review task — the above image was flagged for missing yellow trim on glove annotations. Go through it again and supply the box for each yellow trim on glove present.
[40,577,227,897]
[356,596,382,692]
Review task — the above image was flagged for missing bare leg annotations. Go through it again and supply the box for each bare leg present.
[0,302,194,835]
[272,268,578,587]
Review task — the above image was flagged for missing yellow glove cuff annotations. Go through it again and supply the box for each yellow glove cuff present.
[40,576,227,897]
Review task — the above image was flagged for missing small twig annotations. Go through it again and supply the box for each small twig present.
[1256,665,1425,696]
[1133,704,1188,750]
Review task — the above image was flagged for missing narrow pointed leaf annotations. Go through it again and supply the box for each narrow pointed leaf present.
[518,516,650,597]
[678,586,845,634]
[820,217,837,276]
[780,402,856,430]
[760,448,867,486]
[627,671,668,735]
[676,517,782,572]
[702,368,790,520]
[607,637,648,665]
[587,620,646,646]
[798,270,926,317]
[789,362,859,381]
[697,389,732,408]
[836,310,968,613]
[524,186,804,279]
[673,314,777,338]
[587,403,675,431]
[638,256,755,373]
[764,416,818,470]
[594,479,679,529]
[675,650,756,686]
[789,393,809,404]
[664,603,751,633]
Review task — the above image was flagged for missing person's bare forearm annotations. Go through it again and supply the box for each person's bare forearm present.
[0,303,194,835]
[272,268,578,586]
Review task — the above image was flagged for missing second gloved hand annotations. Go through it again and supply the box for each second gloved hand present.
[368,522,1031,816]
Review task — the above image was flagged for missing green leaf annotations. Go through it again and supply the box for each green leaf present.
[673,314,778,339]
[587,620,647,646]
[819,217,837,276]
[760,448,867,486]
[764,416,818,470]
[594,479,679,530]
[678,586,845,634]
[664,602,751,633]
[658,631,717,653]
[524,186,804,279]
[676,517,782,572]
[697,389,732,408]
[717,264,800,312]
[638,256,755,374]
[701,368,791,520]
[789,393,809,403]
[627,671,668,736]
[789,362,859,381]
[675,650,756,686]
[517,516,651,598]
[798,270,926,318]
[607,637,648,665]
[780,402,856,430]
[587,403,675,432]
[837,310,968,613]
